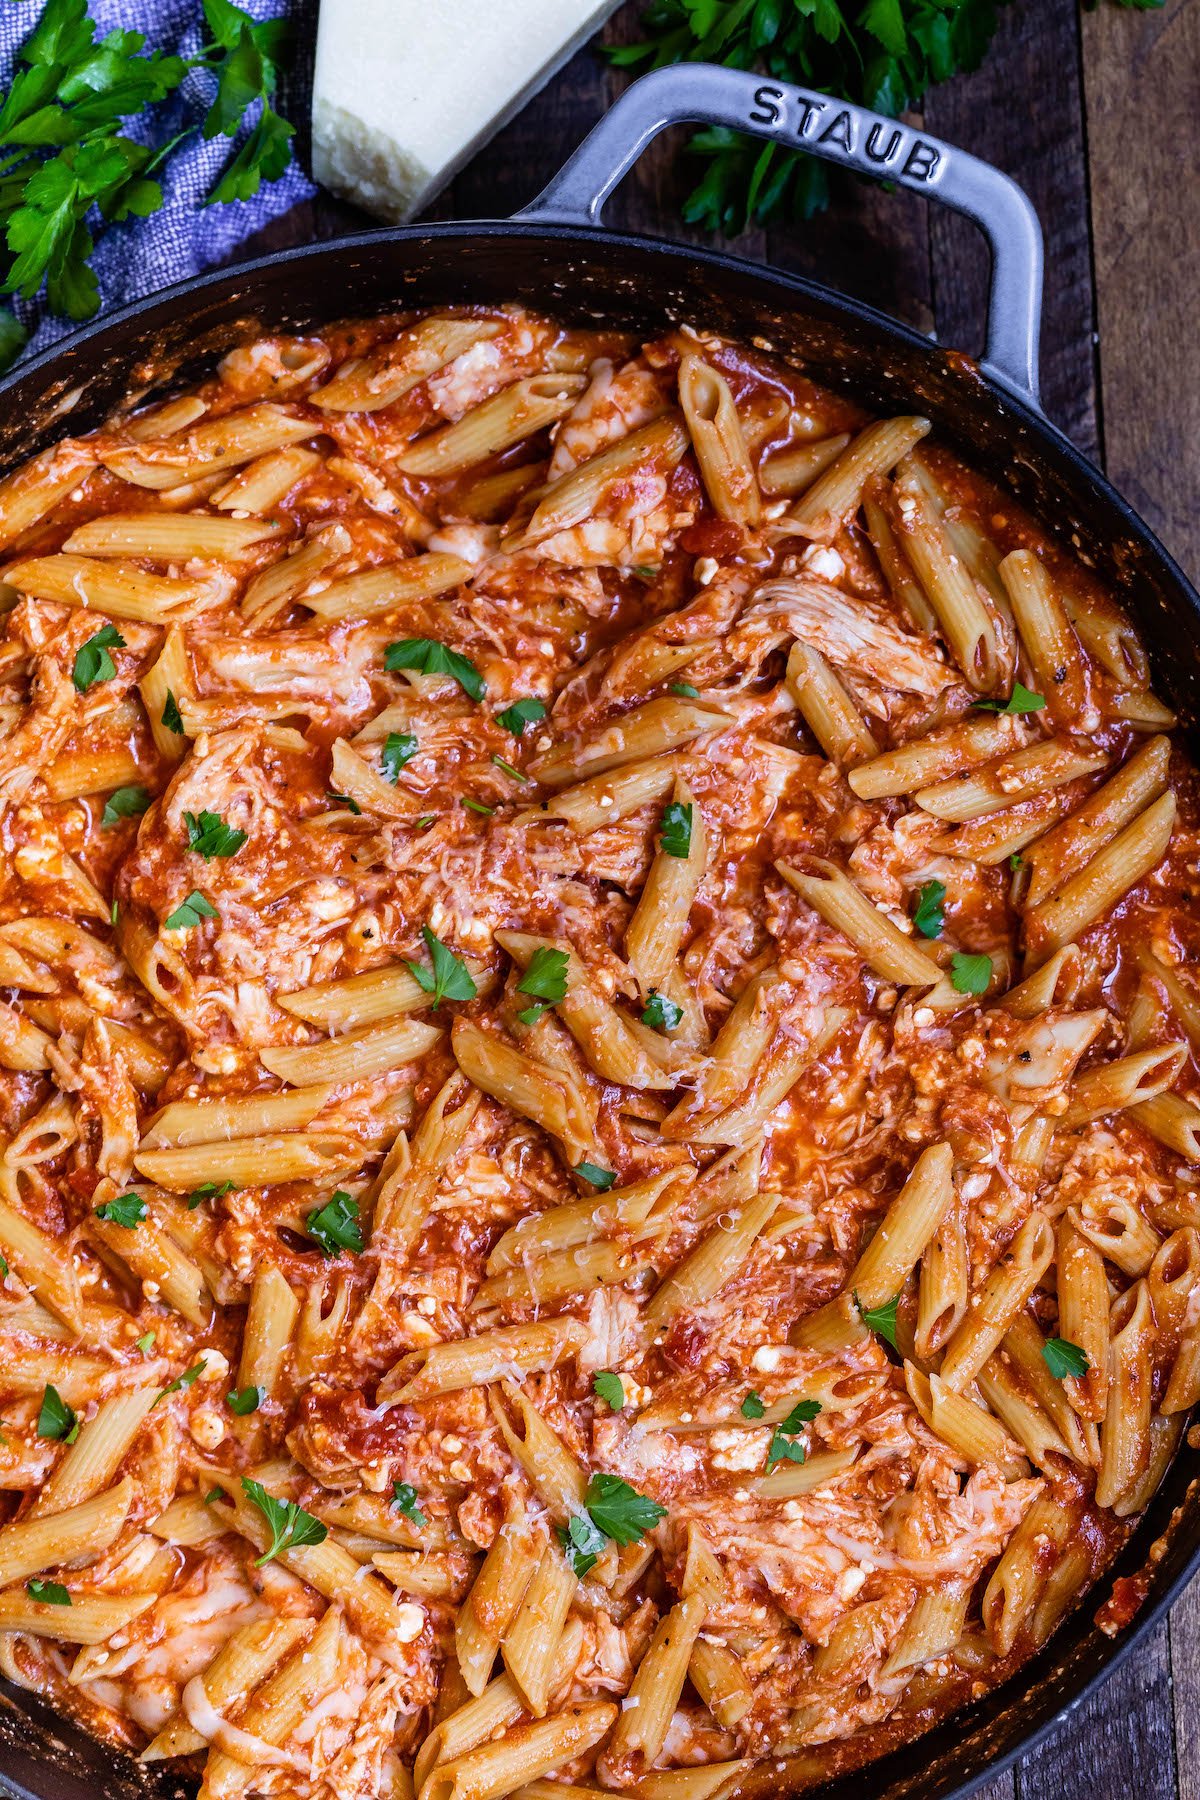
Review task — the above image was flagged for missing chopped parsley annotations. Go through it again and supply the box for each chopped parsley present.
[37,1384,77,1442]
[241,1476,328,1566]
[593,1371,626,1410]
[94,1192,146,1228]
[669,681,700,698]
[186,1179,235,1210]
[326,790,362,815]
[740,1390,766,1419]
[912,879,945,939]
[1043,1337,1090,1380]
[101,785,150,829]
[227,1384,263,1416]
[659,800,693,860]
[496,697,546,737]
[766,1398,822,1470]
[516,945,569,1027]
[574,1161,616,1191]
[560,1508,608,1578]
[972,681,1046,715]
[559,1471,666,1577]
[1009,852,1024,872]
[582,1471,666,1545]
[164,890,219,930]
[154,1359,207,1405]
[72,624,124,693]
[491,754,529,783]
[184,809,247,859]
[855,1291,901,1351]
[26,1578,70,1606]
[161,690,184,735]
[641,988,682,1032]
[305,1191,363,1257]
[135,1331,156,1356]
[391,1481,427,1527]
[381,731,418,781]
[950,952,992,996]
[385,636,485,702]
[404,926,477,1009]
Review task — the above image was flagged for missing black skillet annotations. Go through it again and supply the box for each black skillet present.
[0,61,1196,1800]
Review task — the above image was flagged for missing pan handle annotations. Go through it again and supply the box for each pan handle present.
[514,62,1044,408]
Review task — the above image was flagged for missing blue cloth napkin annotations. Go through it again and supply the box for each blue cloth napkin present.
[1,0,317,363]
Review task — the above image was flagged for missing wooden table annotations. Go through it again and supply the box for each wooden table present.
[255,3,1200,1793]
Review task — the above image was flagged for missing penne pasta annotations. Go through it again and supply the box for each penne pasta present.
[678,354,760,526]
[777,859,941,986]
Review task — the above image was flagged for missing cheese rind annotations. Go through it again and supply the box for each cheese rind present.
[312,0,623,224]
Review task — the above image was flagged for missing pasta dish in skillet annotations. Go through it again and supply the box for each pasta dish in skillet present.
[0,306,1193,1800]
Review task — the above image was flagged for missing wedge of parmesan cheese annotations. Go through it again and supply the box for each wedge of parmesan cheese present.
[312,0,623,224]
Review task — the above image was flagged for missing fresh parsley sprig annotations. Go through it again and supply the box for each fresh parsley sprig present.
[405,926,478,1009]
[516,945,569,1026]
[559,1471,666,1576]
[0,0,296,354]
[607,0,1012,234]
[241,1475,327,1566]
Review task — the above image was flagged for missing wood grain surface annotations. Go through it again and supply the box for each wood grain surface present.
[244,4,1200,1792]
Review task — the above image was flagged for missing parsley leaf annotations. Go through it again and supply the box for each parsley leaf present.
[154,1359,206,1405]
[391,1481,427,1527]
[305,1190,363,1257]
[972,681,1046,715]
[741,1390,765,1419]
[241,1475,327,1566]
[184,809,246,859]
[950,951,993,996]
[384,636,484,702]
[659,800,693,859]
[669,681,700,698]
[575,1161,615,1191]
[326,789,362,815]
[912,879,945,939]
[496,697,545,736]
[95,1191,145,1228]
[641,988,682,1032]
[516,946,569,1027]
[582,1471,666,1545]
[381,731,417,782]
[186,1179,235,1210]
[766,1398,822,1469]
[26,1577,70,1606]
[855,1291,901,1350]
[404,926,477,1009]
[161,689,184,734]
[559,1508,608,1578]
[72,622,124,692]
[593,1371,625,1410]
[226,1383,263,1415]
[101,784,150,829]
[37,1383,77,1441]
[1043,1336,1090,1380]
[164,890,218,930]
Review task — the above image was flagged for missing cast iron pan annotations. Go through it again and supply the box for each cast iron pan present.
[0,62,1196,1800]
